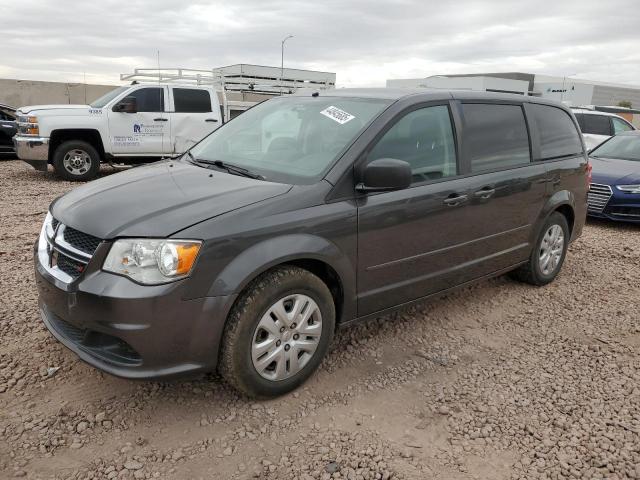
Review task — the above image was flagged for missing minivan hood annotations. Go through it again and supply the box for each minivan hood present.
[51,161,292,239]
[18,104,90,114]
[590,156,640,185]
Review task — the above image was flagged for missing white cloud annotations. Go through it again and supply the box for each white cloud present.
[2,0,640,87]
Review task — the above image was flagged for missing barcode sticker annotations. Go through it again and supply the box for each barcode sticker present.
[320,106,355,125]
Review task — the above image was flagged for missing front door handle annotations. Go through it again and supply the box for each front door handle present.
[443,194,468,207]
[153,118,168,122]
[473,187,496,199]
[205,118,218,123]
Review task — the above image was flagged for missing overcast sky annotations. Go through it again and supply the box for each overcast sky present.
[3,0,640,87]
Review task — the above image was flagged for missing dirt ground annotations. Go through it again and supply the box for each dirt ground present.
[1,159,639,480]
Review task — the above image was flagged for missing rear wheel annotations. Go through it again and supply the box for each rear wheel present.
[52,140,100,181]
[219,266,335,398]
[511,212,569,285]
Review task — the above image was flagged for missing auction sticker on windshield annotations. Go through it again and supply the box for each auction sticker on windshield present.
[320,106,355,125]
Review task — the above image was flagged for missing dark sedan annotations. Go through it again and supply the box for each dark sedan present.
[588,131,640,222]
[0,104,18,155]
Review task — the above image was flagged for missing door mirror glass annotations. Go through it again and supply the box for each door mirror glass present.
[113,96,138,113]
[357,158,412,192]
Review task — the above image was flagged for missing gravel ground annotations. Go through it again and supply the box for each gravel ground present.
[1,159,639,480]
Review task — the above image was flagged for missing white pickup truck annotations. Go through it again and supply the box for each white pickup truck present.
[14,83,223,181]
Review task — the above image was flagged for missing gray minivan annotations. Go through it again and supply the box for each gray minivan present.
[35,89,589,397]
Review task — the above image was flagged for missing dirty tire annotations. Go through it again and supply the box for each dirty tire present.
[511,211,570,286]
[219,266,335,398]
[52,140,100,181]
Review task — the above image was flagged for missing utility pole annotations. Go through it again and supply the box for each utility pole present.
[280,35,294,95]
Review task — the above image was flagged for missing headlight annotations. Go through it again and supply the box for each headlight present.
[616,185,640,194]
[42,211,54,239]
[103,239,202,285]
[18,115,39,135]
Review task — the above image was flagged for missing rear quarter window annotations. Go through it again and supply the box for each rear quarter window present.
[529,104,583,160]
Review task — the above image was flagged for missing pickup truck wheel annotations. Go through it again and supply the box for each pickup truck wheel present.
[52,140,100,181]
[219,266,335,398]
[511,212,569,286]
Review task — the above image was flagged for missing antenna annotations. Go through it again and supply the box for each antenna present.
[156,49,167,160]
[83,72,87,104]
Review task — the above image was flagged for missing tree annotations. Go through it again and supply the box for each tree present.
[617,100,632,109]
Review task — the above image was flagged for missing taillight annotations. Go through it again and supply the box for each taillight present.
[586,161,592,189]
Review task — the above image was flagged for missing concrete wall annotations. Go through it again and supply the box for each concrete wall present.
[0,78,118,108]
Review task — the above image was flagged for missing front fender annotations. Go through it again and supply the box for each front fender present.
[206,233,356,320]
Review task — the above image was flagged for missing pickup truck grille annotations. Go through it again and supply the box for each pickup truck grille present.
[587,183,613,213]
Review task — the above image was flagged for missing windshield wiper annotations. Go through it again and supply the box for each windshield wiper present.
[185,153,265,180]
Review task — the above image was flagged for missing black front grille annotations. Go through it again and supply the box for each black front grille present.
[609,206,640,218]
[48,312,142,366]
[56,253,86,279]
[51,218,60,230]
[63,226,102,255]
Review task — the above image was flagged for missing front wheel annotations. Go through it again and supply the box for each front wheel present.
[52,140,101,181]
[511,212,570,286]
[219,266,335,398]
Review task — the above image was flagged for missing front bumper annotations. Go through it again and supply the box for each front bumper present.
[34,242,237,379]
[14,135,49,170]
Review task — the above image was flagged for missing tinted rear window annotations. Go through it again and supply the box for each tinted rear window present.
[530,104,583,160]
[582,114,611,136]
[173,88,212,113]
[462,103,530,173]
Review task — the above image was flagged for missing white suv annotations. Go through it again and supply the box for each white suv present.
[14,84,223,181]
[572,108,635,151]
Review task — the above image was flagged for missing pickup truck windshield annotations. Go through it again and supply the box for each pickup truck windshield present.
[189,96,391,184]
[90,86,130,108]
[591,135,640,162]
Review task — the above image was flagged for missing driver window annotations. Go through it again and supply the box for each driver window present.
[368,105,457,183]
[126,88,164,112]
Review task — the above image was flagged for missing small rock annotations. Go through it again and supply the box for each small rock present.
[124,460,143,470]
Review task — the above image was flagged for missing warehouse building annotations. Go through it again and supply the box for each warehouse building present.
[387,72,640,109]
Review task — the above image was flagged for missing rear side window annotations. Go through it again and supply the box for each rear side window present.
[173,88,212,113]
[128,87,164,112]
[462,103,530,173]
[530,104,583,160]
[612,117,633,134]
[582,114,611,136]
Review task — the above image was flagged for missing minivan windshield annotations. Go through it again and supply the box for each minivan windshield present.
[90,86,130,108]
[188,96,392,184]
[591,135,640,162]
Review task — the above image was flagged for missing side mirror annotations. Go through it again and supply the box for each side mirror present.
[112,96,137,113]
[356,158,412,193]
